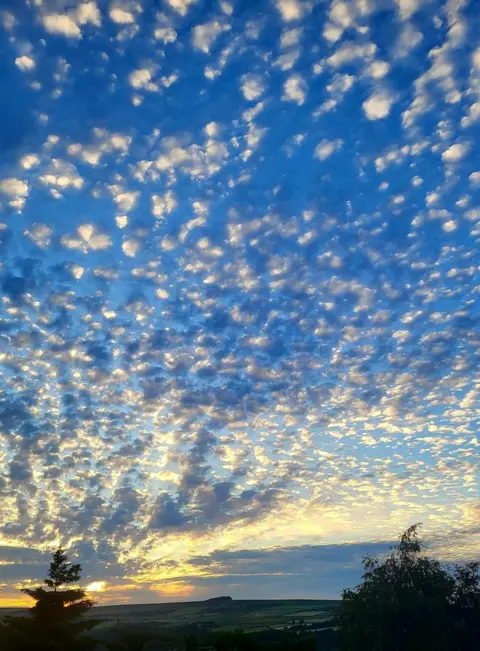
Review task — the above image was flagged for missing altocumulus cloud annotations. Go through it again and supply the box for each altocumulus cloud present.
[0,0,479,605]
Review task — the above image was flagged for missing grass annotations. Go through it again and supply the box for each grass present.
[1,598,339,633]
[81,599,339,633]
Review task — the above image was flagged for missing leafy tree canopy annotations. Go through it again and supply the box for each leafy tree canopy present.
[336,524,479,651]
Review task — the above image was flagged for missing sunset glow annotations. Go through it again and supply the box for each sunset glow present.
[0,0,479,608]
[86,582,107,594]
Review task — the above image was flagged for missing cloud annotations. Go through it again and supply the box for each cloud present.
[367,61,390,79]
[152,190,177,219]
[166,0,197,16]
[441,143,470,162]
[129,68,157,91]
[15,56,35,72]
[109,7,135,24]
[0,178,29,197]
[155,26,177,44]
[122,238,141,257]
[76,2,101,26]
[61,224,112,252]
[38,159,84,193]
[395,23,423,58]
[42,14,82,38]
[363,91,395,119]
[315,139,344,161]
[395,0,421,20]
[276,0,305,22]
[110,188,139,212]
[473,48,480,70]
[241,74,265,101]
[469,171,480,185]
[327,42,377,67]
[283,74,307,105]
[192,21,230,54]
[442,220,457,232]
[0,0,479,607]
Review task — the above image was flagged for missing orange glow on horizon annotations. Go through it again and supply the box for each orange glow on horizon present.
[86,581,106,593]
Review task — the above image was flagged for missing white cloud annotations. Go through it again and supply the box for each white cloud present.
[330,1,355,28]
[1,11,17,30]
[367,61,390,79]
[15,55,35,72]
[68,131,131,164]
[473,48,480,70]
[20,154,39,169]
[68,143,102,165]
[395,23,423,57]
[323,0,356,42]
[155,26,177,43]
[395,0,421,21]
[24,223,52,249]
[38,159,84,193]
[0,178,29,197]
[39,174,83,190]
[205,122,218,137]
[122,238,141,257]
[129,68,157,91]
[443,220,457,232]
[192,21,229,54]
[280,27,302,48]
[315,139,344,161]
[241,74,265,101]
[42,14,81,38]
[109,7,135,24]
[363,91,394,120]
[62,225,112,252]
[441,143,469,162]
[166,0,197,16]
[274,50,300,71]
[110,134,131,152]
[113,190,139,212]
[276,0,304,22]
[327,42,377,67]
[152,191,177,218]
[469,171,480,186]
[283,74,307,105]
[77,2,101,26]
[323,23,343,42]
[461,102,480,128]
[155,135,228,179]
[426,191,439,205]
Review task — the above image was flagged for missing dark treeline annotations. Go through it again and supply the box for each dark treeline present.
[1,525,479,651]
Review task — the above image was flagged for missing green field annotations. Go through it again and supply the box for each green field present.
[1,598,338,634]
[85,598,338,633]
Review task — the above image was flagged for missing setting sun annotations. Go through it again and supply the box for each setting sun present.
[86,582,106,593]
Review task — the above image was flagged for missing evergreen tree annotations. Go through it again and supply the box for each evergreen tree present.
[4,548,99,651]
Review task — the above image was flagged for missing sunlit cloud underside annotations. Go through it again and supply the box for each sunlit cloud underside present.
[0,0,479,605]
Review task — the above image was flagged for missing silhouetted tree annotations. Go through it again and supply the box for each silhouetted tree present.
[336,524,480,651]
[3,548,99,651]
[450,560,480,650]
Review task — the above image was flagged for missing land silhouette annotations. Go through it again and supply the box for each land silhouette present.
[1,525,478,651]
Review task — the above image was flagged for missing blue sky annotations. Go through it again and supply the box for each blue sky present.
[0,0,479,605]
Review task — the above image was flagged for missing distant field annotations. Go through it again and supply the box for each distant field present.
[1,599,339,633]
[89,599,338,632]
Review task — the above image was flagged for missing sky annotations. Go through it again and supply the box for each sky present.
[0,0,479,607]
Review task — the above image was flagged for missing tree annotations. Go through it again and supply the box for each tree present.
[450,560,480,651]
[3,548,99,651]
[336,524,480,651]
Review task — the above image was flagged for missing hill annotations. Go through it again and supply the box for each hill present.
[80,598,338,633]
